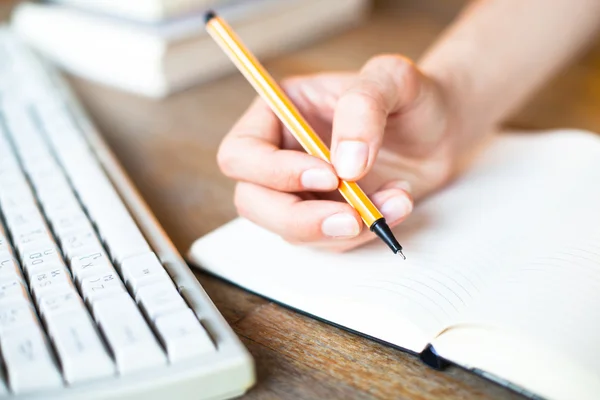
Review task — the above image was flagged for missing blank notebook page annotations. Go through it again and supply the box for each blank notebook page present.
[188,130,600,355]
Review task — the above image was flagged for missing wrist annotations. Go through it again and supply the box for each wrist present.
[418,39,500,154]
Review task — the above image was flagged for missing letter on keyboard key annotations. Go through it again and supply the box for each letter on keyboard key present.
[121,253,170,295]
[4,206,45,234]
[0,304,38,335]
[0,279,30,308]
[0,252,23,283]
[94,294,167,373]
[46,310,115,384]
[38,289,85,320]
[71,250,113,284]
[21,241,65,278]
[29,267,74,302]
[136,281,187,320]
[80,270,125,304]
[1,327,63,393]
[154,309,216,363]
[59,228,103,261]
[51,209,91,237]
[11,225,52,251]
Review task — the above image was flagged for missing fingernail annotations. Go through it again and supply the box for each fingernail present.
[301,168,339,190]
[334,141,369,180]
[380,196,413,223]
[322,213,360,238]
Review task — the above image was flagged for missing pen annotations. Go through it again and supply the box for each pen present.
[205,11,405,258]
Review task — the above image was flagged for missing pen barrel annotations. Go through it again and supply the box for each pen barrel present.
[338,181,382,227]
[207,16,383,228]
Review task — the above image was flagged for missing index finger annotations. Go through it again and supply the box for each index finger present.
[217,98,338,192]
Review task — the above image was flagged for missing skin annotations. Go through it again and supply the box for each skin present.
[217,0,600,252]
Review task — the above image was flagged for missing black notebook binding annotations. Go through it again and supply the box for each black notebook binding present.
[419,344,449,370]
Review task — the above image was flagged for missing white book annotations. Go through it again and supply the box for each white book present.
[11,0,369,97]
[188,129,600,400]
[46,0,235,22]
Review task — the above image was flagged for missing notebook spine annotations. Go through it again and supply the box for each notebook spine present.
[419,344,449,370]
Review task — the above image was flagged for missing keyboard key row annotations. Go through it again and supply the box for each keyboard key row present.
[0,98,218,393]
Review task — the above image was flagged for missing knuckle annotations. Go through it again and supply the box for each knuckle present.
[369,54,415,75]
[233,183,250,218]
[339,90,384,117]
[368,54,419,96]
[216,142,236,177]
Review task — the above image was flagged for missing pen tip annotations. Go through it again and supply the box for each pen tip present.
[397,250,406,260]
[204,10,217,23]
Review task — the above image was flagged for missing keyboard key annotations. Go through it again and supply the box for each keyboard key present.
[38,288,85,320]
[1,326,63,393]
[80,270,125,304]
[39,191,81,221]
[11,224,52,251]
[21,241,65,278]
[0,181,33,205]
[0,232,12,254]
[0,279,29,308]
[0,252,23,283]
[136,281,187,320]
[0,303,38,335]
[102,225,151,266]
[121,252,170,295]
[47,158,150,264]
[59,228,103,262]
[70,250,113,285]
[4,206,45,236]
[46,309,115,384]
[51,208,92,237]
[94,294,167,374]
[29,267,74,302]
[154,309,215,363]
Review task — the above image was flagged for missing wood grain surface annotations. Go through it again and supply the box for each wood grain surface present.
[4,0,599,398]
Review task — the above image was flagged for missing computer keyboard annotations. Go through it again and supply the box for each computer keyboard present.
[0,28,254,399]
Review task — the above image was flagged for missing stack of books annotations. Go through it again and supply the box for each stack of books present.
[10,0,371,97]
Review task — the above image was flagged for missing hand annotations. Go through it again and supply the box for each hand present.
[217,55,463,252]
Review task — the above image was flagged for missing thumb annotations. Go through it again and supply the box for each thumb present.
[330,55,422,181]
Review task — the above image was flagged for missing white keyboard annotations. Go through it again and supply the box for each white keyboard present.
[0,28,254,399]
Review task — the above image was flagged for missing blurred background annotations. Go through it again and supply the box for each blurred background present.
[2,0,599,252]
[1,0,600,133]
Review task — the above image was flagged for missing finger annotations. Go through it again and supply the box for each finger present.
[306,182,413,252]
[282,73,356,121]
[279,73,356,150]
[331,55,423,180]
[218,99,339,192]
[234,182,363,243]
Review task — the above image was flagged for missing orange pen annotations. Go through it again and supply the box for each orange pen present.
[205,11,405,258]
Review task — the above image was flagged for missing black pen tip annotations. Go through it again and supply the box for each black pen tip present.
[204,10,217,23]
[397,250,406,260]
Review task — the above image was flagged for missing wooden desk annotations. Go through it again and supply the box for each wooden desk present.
[6,0,598,398]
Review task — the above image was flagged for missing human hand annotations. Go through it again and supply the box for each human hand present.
[217,55,464,252]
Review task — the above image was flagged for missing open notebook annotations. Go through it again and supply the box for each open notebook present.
[188,130,600,400]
